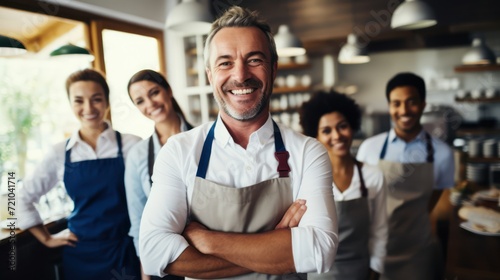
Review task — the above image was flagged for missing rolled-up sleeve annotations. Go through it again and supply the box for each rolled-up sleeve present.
[18,144,63,230]
[139,140,190,277]
[290,139,338,273]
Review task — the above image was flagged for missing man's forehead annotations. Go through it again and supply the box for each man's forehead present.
[389,86,421,100]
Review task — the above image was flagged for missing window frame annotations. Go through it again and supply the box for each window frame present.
[1,0,166,75]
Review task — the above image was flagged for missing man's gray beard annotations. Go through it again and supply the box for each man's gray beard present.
[215,93,269,122]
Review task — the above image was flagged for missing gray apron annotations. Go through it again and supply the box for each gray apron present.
[378,132,442,280]
[189,120,303,280]
[309,160,370,280]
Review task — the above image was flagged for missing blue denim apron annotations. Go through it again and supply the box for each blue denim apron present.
[62,131,140,280]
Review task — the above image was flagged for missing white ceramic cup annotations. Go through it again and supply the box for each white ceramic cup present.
[275,76,285,88]
[301,74,312,87]
[286,75,297,88]
[485,88,497,98]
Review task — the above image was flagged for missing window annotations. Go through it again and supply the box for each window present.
[0,4,165,221]
[94,20,165,138]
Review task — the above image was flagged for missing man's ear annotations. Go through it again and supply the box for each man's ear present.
[272,61,278,80]
[206,68,212,85]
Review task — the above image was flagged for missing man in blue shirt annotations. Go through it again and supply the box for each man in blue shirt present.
[357,72,455,280]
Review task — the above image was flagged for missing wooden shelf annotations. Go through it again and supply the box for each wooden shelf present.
[466,157,500,163]
[271,108,301,114]
[278,62,311,70]
[456,128,500,136]
[187,68,198,76]
[273,86,311,94]
[209,109,219,117]
[454,64,500,72]
[455,97,500,103]
[186,48,197,56]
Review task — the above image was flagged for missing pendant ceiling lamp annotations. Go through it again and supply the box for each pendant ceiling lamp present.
[0,35,27,56]
[166,0,213,35]
[391,0,437,30]
[462,37,496,65]
[50,44,95,62]
[274,25,306,58]
[338,33,370,64]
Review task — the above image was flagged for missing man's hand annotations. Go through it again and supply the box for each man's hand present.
[275,199,307,229]
[183,221,210,254]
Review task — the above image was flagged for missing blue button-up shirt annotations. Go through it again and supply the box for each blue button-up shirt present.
[356,129,455,190]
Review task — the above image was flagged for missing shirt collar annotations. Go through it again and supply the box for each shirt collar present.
[388,127,426,144]
[214,114,274,148]
[66,121,114,150]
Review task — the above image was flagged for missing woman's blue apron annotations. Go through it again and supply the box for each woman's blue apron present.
[62,131,140,280]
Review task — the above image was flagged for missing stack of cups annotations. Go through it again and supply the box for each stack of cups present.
[483,139,497,158]
[467,139,482,158]
[466,163,489,186]
[498,140,500,158]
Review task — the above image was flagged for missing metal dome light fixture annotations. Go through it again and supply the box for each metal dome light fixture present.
[391,0,437,30]
[462,37,496,65]
[338,33,370,64]
[166,0,213,35]
[274,25,306,58]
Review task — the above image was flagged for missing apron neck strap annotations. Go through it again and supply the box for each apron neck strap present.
[354,159,368,197]
[196,119,291,179]
[379,131,434,163]
[196,120,217,178]
[425,132,434,163]
[148,136,154,185]
[379,133,390,160]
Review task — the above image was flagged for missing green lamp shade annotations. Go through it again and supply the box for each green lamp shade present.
[50,44,95,61]
[0,35,27,56]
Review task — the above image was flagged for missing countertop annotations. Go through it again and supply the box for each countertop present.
[445,206,500,280]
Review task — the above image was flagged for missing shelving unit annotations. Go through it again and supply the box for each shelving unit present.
[270,60,313,131]
[452,63,500,187]
[179,34,216,126]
